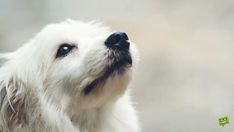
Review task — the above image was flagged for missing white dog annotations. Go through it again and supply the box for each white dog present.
[0,19,140,132]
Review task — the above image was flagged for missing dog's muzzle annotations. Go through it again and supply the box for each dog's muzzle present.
[104,32,132,65]
[104,31,132,66]
[83,32,132,95]
[104,32,130,51]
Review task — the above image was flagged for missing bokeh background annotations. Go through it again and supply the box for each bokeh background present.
[1,0,234,131]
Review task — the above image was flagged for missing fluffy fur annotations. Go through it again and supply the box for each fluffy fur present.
[0,19,140,132]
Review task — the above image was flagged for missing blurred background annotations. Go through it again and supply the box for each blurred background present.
[1,0,234,131]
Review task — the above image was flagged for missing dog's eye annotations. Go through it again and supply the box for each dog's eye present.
[56,43,75,58]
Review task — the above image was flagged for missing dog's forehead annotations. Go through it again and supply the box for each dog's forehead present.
[35,21,110,48]
[44,21,108,37]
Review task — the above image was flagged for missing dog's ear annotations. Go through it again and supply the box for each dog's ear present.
[0,80,28,128]
[0,54,10,128]
[0,54,28,127]
[0,53,9,108]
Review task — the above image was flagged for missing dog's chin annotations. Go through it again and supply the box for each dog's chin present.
[83,52,132,95]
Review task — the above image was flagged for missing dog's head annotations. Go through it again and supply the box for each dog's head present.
[0,20,138,113]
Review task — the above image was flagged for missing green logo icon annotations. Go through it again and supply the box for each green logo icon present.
[219,116,229,126]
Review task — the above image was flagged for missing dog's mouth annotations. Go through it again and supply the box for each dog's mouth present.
[83,50,132,95]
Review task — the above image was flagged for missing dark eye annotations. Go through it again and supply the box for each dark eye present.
[56,43,75,58]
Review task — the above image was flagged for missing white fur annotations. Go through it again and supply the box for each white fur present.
[0,19,140,132]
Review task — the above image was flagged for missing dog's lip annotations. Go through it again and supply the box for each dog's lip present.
[83,56,132,95]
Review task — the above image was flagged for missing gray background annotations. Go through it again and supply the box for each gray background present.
[1,0,234,131]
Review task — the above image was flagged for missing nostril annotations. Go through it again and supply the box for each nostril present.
[121,32,129,41]
[105,32,130,50]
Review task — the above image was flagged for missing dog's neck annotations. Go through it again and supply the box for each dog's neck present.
[70,103,117,132]
[71,108,102,131]
[42,81,124,132]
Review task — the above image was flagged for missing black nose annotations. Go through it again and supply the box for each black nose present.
[104,32,130,50]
